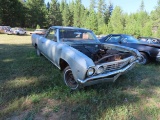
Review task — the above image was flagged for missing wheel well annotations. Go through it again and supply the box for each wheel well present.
[59,59,69,71]
[140,51,149,57]
[35,43,37,48]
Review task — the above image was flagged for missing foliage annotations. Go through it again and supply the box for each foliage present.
[108,6,124,34]
[0,0,159,36]
[25,0,47,28]
[36,24,40,29]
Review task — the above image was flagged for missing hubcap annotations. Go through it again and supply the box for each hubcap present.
[64,69,78,89]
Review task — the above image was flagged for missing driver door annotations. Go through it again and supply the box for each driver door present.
[43,28,58,63]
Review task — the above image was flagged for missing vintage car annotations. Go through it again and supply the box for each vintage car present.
[99,34,160,64]
[30,29,47,35]
[31,26,142,90]
[0,26,11,33]
[7,27,26,35]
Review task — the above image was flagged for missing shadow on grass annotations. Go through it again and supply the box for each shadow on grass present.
[1,43,160,119]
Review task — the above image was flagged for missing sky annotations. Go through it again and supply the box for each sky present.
[45,0,158,14]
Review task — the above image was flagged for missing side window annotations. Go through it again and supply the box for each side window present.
[121,38,127,43]
[107,36,121,43]
[46,29,57,42]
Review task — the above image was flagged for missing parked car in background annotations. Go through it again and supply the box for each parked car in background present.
[7,27,26,35]
[31,26,142,90]
[0,26,11,33]
[99,34,160,64]
[138,37,160,44]
[30,29,47,35]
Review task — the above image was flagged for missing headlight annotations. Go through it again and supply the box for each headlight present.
[157,51,160,56]
[97,66,104,74]
[87,68,95,76]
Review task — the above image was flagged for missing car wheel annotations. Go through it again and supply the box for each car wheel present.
[139,52,149,65]
[64,66,79,90]
[36,47,41,56]
[17,32,19,35]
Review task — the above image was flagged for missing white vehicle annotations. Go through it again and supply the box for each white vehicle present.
[31,26,143,90]
[7,27,26,35]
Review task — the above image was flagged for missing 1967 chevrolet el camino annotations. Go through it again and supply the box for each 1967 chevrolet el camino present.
[31,26,142,90]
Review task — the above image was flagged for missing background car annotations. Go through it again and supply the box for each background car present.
[99,34,160,64]
[138,37,160,44]
[30,29,46,35]
[7,27,26,35]
[0,26,11,33]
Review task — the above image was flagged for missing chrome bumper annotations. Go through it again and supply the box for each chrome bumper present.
[77,60,138,86]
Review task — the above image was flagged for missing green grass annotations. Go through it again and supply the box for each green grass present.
[0,34,160,120]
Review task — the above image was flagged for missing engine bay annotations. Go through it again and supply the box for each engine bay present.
[71,44,132,64]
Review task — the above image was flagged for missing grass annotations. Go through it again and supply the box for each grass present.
[0,34,160,120]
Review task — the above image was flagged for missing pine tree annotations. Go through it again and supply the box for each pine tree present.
[0,0,27,26]
[68,0,75,26]
[108,6,124,33]
[26,0,47,28]
[47,0,62,26]
[62,4,70,26]
[73,0,82,27]
[85,8,98,33]
[97,0,106,28]
[140,0,145,11]
[89,0,96,10]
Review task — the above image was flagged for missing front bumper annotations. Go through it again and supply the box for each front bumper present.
[77,60,138,86]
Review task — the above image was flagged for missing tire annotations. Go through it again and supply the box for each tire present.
[63,66,79,90]
[139,52,149,65]
[36,47,41,56]
[17,32,19,35]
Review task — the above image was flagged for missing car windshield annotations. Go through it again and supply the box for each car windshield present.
[122,35,139,43]
[59,29,97,41]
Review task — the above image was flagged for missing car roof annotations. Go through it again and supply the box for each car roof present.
[50,26,91,31]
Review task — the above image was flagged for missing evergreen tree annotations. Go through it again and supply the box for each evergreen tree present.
[85,8,98,33]
[108,6,124,33]
[0,0,27,26]
[143,22,152,36]
[104,5,111,24]
[26,0,47,28]
[97,0,106,28]
[157,26,160,37]
[73,0,82,27]
[62,4,70,26]
[140,0,145,11]
[89,0,96,10]
[47,2,50,11]
[80,6,89,28]
[68,0,75,26]
[47,0,62,26]
[124,14,137,35]
[150,0,160,33]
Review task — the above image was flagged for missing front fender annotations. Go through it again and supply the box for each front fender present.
[55,43,95,81]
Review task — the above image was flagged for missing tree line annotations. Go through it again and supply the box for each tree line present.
[0,0,160,37]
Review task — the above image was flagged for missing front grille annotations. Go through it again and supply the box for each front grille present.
[105,60,129,71]
[101,56,134,72]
